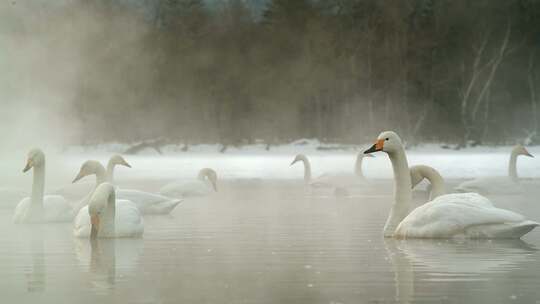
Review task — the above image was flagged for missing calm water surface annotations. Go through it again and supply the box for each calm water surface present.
[1,179,540,304]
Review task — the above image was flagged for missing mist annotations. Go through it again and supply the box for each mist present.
[0,0,538,152]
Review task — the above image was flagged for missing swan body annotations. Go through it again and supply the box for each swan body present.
[73,160,181,214]
[73,183,143,238]
[455,145,533,195]
[13,149,72,223]
[364,131,538,239]
[290,153,373,194]
[116,189,182,214]
[159,168,218,198]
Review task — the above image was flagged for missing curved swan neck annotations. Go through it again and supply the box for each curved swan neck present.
[385,149,413,237]
[106,161,115,183]
[300,157,312,183]
[413,165,446,200]
[355,154,365,178]
[508,150,519,182]
[31,163,45,208]
[95,164,107,186]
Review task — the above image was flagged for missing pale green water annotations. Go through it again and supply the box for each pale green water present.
[1,179,540,304]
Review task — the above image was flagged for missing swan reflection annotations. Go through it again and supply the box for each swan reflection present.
[385,239,537,303]
[75,238,143,294]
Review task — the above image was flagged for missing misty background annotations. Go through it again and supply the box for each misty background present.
[1,0,540,152]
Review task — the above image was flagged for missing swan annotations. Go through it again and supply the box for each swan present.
[74,183,144,238]
[13,149,72,223]
[73,160,181,215]
[55,154,132,201]
[454,145,534,195]
[364,131,538,239]
[409,165,446,200]
[159,168,218,198]
[290,153,373,195]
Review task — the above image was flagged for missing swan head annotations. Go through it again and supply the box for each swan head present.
[513,145,534,158]
[23,148,45,173]
[109,154,131,168]
[290,154,307,166]
[198,168,218,191]
[73,160,103,183]
[88,183,115,239]
[364,131,403,155]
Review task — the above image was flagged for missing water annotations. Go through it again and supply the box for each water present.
[1,174,540,304]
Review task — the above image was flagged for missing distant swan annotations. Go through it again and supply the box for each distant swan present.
[73,183,143,238]
[290,153,373,194]
[159,168,218,198]
[13,149,72,223]
[73,160,181,215]
[455,145,533,195]
[364,131,538,239]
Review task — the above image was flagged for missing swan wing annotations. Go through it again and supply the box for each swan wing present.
[73,200,144,238]
[396,193,538,238]
[159,180,210,198]
[13,195,72,223]
[117,189,182,214]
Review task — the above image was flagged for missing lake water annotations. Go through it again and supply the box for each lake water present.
[1,173,540,304]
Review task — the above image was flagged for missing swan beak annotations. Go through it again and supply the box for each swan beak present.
[72,172,85,183]
[90,215,100,239]
[123,160,132,168]
[524,149,534,158]
[290,159,297,166]
[364,139,384,154]
[22,159,33,173]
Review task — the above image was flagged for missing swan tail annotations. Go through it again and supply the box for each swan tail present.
[464,221,539,239]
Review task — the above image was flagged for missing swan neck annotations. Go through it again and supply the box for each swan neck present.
[96,165,107,186]
[302,158,312,183]
[508,152,519,182]
[385,149,412,237]
[421,167,446,200]
[101,190,116,236]
[106,162,115,183]
[355,155,364,178]
[31,164,45,208]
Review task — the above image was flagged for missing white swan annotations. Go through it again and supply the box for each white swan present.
[455,145,534,195]
[159,168,218,198]
[74,183,143,238]
[409,165,446,200]
[13,149,72,223]
[73,160,181,215]
[364,131,538,239]
[55,154,132,201]
[290,153,373,195]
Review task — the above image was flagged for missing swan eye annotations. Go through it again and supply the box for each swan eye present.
[385,138,389,141]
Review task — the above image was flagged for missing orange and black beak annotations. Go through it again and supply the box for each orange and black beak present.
[364,139,385,154]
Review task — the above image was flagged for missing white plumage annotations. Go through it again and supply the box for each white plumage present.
[73,183,143,238]
[364,131,538,239]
